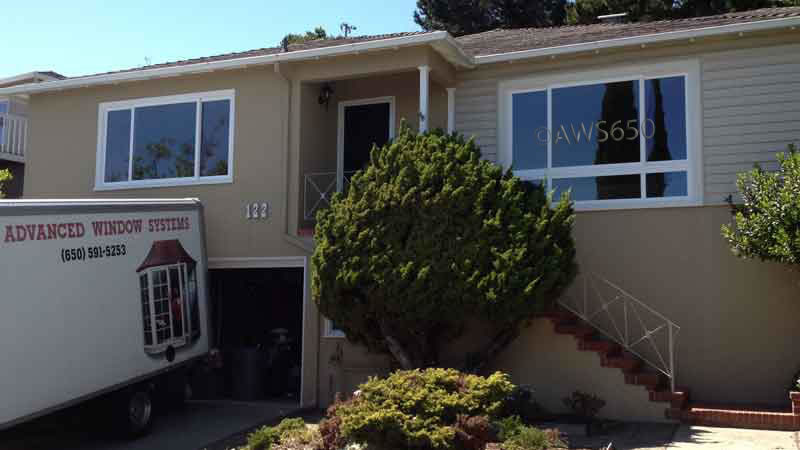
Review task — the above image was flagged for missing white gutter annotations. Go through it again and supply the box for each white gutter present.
[474,15,800,64]
[0,31,471,95]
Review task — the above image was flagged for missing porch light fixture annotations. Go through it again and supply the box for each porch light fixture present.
[318,83,334,110]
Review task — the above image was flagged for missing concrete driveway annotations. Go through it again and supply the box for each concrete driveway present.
[1,400,300,450]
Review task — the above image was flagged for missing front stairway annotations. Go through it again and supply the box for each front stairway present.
[542,309,688,417]
[545,307,800,431]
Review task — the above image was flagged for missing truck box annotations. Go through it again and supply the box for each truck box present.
[0,199,210,432]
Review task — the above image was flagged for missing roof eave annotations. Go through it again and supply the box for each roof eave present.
[473,15,800,65]
[0,31,470,95]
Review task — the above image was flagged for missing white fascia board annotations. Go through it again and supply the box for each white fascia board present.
[0,32,463,96]
[474,16,800,64]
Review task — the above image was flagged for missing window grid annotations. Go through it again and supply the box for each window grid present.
[97,90,234,191]
[152,268,172,344]
[140,274,153,346]
[512,73,691,206]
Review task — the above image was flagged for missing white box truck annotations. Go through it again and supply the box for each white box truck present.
[0,199,211,436]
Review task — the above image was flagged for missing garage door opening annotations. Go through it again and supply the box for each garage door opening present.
[192,267,304,404]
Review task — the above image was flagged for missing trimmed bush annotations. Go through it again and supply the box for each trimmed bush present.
[502,426,564,450]
[312,126,577,371]
[325,368,515,449]
[247,417,308,450]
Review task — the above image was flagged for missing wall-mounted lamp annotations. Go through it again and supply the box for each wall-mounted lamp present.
[318,83,334,110]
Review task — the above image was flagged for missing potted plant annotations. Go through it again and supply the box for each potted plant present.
[563,390,606,436]
[790,376,800,414]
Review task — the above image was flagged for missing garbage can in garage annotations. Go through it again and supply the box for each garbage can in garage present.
[229,348,267,400]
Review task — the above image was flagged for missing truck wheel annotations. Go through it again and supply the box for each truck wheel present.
[119,388,154,437]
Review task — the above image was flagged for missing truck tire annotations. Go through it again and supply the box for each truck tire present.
[117,387,154,438]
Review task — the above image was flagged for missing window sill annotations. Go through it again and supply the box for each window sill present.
[571,196,701,211]
[94,175,233,191]
[323,333,346,339]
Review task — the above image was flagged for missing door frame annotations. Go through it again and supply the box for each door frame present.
[336,96,396,192]
[206,256,310,407]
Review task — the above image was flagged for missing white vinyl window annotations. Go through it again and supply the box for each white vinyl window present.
[324,319,345,338]
[499,60,702,210]
[96,90,235,190]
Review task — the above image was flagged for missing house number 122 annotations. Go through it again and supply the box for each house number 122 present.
[245,202,270,220]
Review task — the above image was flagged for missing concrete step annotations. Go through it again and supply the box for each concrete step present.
[668,404,800,431]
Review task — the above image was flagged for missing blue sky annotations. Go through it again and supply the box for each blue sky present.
[3,1,421,79]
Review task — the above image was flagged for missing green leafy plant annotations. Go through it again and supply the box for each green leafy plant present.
[322,368,514,449]
[247,417,309,450]
[312,126,577,372]
[0,169,11,199]
[502,426,564,450]
[722,144,800,266]
[493,415,524,442]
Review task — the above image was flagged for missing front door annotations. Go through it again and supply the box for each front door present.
[338,98,394,191]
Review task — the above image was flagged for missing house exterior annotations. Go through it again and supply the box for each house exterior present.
[2,7,800,423]
[0,71,64,198]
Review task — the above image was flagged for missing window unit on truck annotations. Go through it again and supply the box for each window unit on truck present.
[0,199,211,437]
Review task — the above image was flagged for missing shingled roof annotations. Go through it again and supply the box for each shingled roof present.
[456,7,800,57]
[71,31,434,79]
[2,7,799,94]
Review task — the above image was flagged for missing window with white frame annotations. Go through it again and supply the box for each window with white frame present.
[97,90,234,189]
[324,319,345,338]
[502,62,699,209]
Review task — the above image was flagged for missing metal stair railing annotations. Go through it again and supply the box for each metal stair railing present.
[558,271,681,392]
[303,171,356,221]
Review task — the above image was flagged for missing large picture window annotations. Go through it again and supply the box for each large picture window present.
[97,90,234,190]
[502,63,699,209]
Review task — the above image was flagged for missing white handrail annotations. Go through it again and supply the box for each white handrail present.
[559,271,681,392]
[0,113,27,161]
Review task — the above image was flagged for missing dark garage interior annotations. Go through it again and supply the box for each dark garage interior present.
[192,267,304,403]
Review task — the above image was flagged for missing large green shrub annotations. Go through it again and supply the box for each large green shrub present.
[326,368,514,449]
[312,126,577,370]
[722,144,800,265]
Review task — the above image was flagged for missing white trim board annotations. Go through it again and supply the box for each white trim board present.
[207,256,306,269]
[205,256,310,408]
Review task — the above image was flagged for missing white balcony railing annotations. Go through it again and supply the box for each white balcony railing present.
[304,171,356,221]
[0,113,27,162]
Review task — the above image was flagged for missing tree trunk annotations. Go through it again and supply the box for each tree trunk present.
[380,321,416,369]
[463,322,522,375]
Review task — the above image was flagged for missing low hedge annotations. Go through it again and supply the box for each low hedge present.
[320,368,523,449]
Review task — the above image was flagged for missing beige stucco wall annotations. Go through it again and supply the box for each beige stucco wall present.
[25,67,323,408]
[317,204,800,411]
[25,67,301,259]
